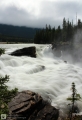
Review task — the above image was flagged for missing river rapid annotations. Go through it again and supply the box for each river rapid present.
[0,43,82,116]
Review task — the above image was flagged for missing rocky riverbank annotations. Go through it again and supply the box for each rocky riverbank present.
[7,90,59,120]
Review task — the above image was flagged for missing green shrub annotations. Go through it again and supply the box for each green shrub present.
[0,75,18,118]
[0,48,5,56]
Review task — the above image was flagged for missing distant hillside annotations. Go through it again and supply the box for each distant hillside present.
[0,24,41,39]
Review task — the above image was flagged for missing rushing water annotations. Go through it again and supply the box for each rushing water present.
[0,43,82,116]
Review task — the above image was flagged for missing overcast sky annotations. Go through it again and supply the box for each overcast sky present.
[0,0,82,28]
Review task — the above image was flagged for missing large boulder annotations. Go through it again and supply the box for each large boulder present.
[9,46,36,58]
[7,90,59,120]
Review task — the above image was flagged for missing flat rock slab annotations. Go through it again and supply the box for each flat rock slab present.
[7,90,59,120]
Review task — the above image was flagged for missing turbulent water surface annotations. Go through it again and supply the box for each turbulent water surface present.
[0,43,82,116]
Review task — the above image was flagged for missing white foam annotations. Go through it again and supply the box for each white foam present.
[0,44,82,115]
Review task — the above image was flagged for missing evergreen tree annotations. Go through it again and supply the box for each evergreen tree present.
[34,17,82,45]
[62,18,67,42]
[67,82,81,120]
[77,19,82,29]
[0,75,18,116]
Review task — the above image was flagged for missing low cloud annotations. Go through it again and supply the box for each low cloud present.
[0,0,82,28]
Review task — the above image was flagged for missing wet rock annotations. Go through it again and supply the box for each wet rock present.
[29,104,59,120]
[9,46,36,58]
[7,90,59,120]
[69,105,79,113]
[64,61,67,63]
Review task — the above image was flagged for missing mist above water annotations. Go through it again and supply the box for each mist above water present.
[51,30,82,67]
[0,43,82,116]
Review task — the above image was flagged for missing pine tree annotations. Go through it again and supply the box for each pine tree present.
[67,82,81,120]
[62,18,67,42]
[0,75,18,117]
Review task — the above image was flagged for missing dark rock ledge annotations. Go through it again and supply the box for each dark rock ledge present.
[9,46,36,58]
[7,90,59,120]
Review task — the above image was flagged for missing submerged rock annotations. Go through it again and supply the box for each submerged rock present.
[64,61,67,63]
[7,90,59,120]
[9,46,36,58]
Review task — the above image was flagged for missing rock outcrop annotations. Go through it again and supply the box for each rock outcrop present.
[7,90,59,120]
[9,46,36,58]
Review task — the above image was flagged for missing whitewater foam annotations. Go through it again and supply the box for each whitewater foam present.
[0,43,82,115]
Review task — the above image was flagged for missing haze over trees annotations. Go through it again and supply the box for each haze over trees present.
[0,24,41,43]
[34,18,82,44]
[0,18,82,43]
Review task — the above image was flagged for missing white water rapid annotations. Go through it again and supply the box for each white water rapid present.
[0,43,82,116]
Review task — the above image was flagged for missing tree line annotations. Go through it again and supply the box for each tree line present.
[34,18,82,44]
[0,24,41,43]
[0,34,34,43]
